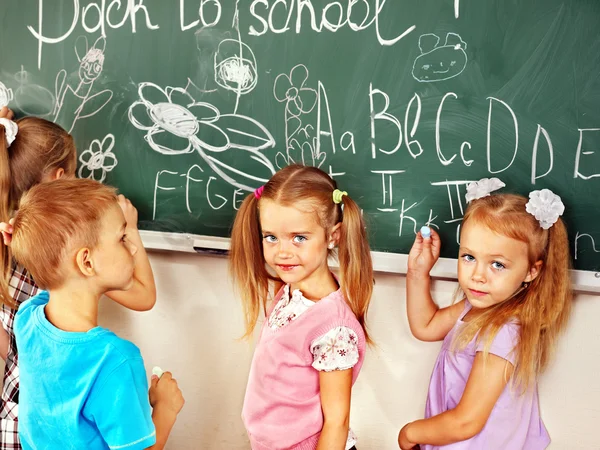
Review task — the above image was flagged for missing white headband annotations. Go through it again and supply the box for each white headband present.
[0,118,18,147]
[465,177,565,229]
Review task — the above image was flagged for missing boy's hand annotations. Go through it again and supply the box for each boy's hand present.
[0,219,15,246]
[117,195,139,230]
[149,372,184,416]
[407,228,441,277]
[0,107,14,120]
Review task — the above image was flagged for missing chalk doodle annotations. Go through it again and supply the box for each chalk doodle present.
[273,64,320,168]
[412,33,467,83]
[78,133,118,182]
[54,36,113,133]
[0,81,13,108]
[214,2,258,113]
[128,82,276,191]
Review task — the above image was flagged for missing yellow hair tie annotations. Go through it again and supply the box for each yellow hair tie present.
[332,189,347,204]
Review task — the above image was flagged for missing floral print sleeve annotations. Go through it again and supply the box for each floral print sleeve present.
[310,327,359,372]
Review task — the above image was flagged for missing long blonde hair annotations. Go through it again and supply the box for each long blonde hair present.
[454,194,572,389]
[229,164,374,342]
[0,117,77,306]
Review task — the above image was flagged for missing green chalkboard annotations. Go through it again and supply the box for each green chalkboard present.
[1,0,599,271]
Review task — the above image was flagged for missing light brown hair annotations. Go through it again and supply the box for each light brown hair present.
[0,118,77,306]
[11,179,117,291]
[454,193,572,389]
[230,164,374,342]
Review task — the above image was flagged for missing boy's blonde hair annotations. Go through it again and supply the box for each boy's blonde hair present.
[11,179,117,291]
[230,164,374,343]
[0,118,77,305]
[454,193,572,389]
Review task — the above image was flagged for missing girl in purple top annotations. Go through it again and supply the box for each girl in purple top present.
[398,178,573,450]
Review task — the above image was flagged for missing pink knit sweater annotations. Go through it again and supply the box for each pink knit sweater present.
[242,287,366,450]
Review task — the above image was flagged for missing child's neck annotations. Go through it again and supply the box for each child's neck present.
[45,284,102,333]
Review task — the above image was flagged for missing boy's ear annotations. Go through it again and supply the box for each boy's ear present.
[75,248,95,278]
[328,222,342,247]
[524,260,543,283]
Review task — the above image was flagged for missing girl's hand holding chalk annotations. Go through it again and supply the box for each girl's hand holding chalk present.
[407,225,441,276]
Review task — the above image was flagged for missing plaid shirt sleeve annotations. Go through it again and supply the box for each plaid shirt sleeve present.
[0,262,39,449]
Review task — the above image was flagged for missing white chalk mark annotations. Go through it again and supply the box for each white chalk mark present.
[398,199,419,237]
[0,81,13,108]
[487,97,519,174]
[129,81,276,192]
[153,170,179,220]
[214,6,258,114]
[575,232,599,260]
[531,124,554,184]
[53,36,113,133]
[372,170,405,207]
[184,165,204,214]
[460,142,473,166]
[370,83,402,158]
[412,33,467,83]
[11,66,55,116]
[574,128,600,180]
[206,176,228,210]
[78,133,118,183]
[431,180,473,222]
[436,92,458,165]
[455,0,460,18]
[273,64,320,168]
[404,93,423,158]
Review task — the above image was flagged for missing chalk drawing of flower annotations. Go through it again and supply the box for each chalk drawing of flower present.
[214,39,257,96]
[128,82,276,191]
[78,134,118,183]
[273,65,317,118]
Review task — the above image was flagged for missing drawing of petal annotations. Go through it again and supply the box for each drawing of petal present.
[286,99,302,118]
[197,146,275,191]
[298,88,317,114]
[100,134,115,153]
[138,82,169,105]
[79,149,95,165]
[166,87,196,108]
[102,152,118,171]
[93,167,107,183]
[289,65,310,89]
[214,114,275,152]
[145,128,193,155]
[273,73,293,103]
[128,101,155,130]
[187,102,220,123]
[78,164,94,179]
[194,122,230,153]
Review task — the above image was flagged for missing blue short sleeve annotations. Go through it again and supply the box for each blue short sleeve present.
[86,358,156,449]
[476,322,520,366]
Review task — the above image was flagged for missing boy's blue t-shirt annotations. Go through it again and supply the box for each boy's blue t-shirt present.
[14,291,156,450]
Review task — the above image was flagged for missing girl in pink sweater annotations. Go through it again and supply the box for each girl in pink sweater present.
[230,164,374,450]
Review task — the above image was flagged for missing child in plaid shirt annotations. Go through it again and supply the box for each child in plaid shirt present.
[0,107,157,449]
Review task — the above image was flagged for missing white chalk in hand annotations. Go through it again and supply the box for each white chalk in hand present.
[152,366,164,378]
[420,226,431,239]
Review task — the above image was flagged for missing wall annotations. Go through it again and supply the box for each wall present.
[8,251,598,449]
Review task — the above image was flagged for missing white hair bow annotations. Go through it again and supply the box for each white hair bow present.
[0,118,18,147]
[465,177,505,203]
[525,189,565,229]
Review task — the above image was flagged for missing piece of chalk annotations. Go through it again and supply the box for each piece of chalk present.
[420,226,431,238]
[152,366,164,378]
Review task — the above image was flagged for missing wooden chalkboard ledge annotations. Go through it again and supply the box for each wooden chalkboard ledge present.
[139,231,600,294]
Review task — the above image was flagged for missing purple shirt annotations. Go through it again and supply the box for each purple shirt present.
[423,301,550,450]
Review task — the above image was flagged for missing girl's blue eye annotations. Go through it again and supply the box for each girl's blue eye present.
[263,235,277,243]
[293,235,307,243]
[461,253,475,263]
[491,261,506,270]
